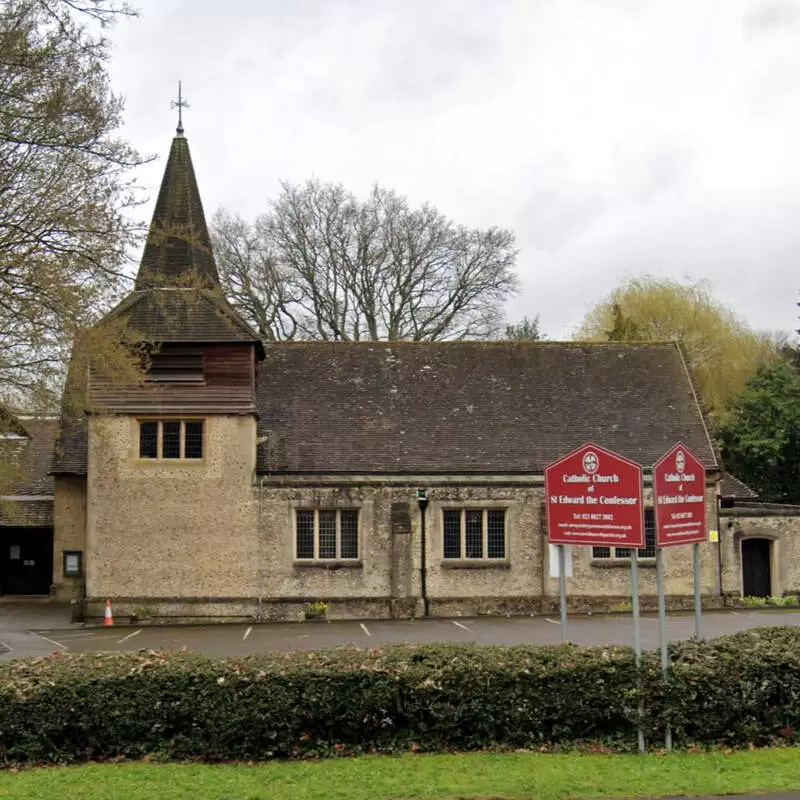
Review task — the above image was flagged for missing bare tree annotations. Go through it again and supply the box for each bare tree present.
[504,314,544,341]
[0,0,147,409]
[212,181,519,342]
[210,210,300,341]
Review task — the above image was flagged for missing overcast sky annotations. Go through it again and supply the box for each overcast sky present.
[107,0,800,339]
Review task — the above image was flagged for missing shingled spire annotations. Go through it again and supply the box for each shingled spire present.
[134,131,220,290]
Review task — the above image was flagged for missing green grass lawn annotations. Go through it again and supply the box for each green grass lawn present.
[1,749,800,800]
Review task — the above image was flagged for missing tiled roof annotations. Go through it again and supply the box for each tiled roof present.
[51,353,89,475]
[256,341,718,474]
[720,500,800,517]
[720,471,758,500]
[16,418,58,494]
[0,498,53,527]
[51,341,718,477]
[115,130,260,347]
[0,417,58,494]
[135,134,219,290]
[104,289,262,347]
[0,414,56,527]
[51,408,87,476]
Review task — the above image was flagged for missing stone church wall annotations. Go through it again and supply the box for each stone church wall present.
[85,415,260,615]
[52,474,87,600]
[552,488,719,611]
[78,460,718,621]
[719,509,800,599]
[59,416,800,620]
[423,484,719,616]
[255,484,397,620]
[78,436,726,620]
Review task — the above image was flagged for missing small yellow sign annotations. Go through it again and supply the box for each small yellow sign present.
[708,530,719,543]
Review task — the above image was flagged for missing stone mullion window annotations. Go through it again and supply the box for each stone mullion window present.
[443,509,506,560]
[138,420,204,461]
[318,511,337,558]
[487,510,506,558]
[465,510,483,558]
[295,509,359,561]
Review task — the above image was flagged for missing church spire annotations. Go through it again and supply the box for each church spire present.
[134,115,219,290]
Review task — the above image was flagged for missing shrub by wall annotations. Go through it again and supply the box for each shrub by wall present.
[1,627,799,764]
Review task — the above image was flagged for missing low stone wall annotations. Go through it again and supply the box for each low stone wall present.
[83,595,395,623]
[83,592,732,623]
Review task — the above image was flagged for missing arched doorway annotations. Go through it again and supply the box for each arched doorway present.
[742,538,772,598]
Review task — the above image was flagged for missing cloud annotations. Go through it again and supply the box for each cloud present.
[743,0,800,34]
[108,0,800,340]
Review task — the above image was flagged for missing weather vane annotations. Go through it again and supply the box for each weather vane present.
[171,81,189,134]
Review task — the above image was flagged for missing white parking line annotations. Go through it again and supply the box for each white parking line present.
[452,621,471,631]
[33,633,67,651]
[0,641,11,654]
[57,632,99,640]
[243,626,252,641]
[117,629,142,645]
[545,618,560,625]
[360,623,371,637]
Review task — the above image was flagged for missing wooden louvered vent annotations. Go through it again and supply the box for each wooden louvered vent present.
[146,347,204,382]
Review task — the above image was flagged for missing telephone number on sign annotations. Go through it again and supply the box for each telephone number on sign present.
[572,513,613,521]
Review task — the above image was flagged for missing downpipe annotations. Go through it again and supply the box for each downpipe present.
[417,489,429,617]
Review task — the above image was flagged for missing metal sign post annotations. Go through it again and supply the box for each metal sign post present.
[693,542,702,640]
[655,547,672,751]
[544,443,646,751]
[652,442,709,749]
[558,544,568,643]
[652,442,707,644]
[631,549,645,753]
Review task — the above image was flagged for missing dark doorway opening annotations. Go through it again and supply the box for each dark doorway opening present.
[0,527,53,595]
[742,537,772,598]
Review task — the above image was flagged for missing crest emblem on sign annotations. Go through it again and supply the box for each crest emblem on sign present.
[676,449,686,474]
[583,451,599,474]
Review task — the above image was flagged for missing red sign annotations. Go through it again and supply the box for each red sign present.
[653,443,707,548]
[545,443,645,548]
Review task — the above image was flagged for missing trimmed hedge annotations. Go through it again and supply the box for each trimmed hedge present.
[1,627,800,764]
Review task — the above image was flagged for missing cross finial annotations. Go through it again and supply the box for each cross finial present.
[171,80,189,135]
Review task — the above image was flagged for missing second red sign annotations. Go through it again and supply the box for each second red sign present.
[653,443,707,548]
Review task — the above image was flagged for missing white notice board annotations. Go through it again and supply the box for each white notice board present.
[548,544,573,578]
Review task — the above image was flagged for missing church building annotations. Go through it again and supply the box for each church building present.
[0,124,792,620]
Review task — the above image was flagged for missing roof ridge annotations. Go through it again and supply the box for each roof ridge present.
[673,340,720,469]
[263,340,680,347]
[199,289,263,341]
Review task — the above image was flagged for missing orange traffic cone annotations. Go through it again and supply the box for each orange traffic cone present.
[104,599,114,627]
